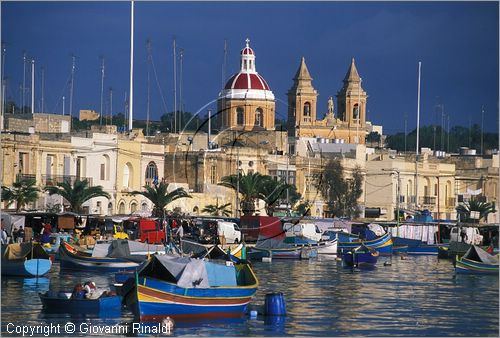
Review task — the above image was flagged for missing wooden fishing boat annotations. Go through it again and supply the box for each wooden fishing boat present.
[43,233,72,260]
[455,245,499,275]
[1,243,52,277]
[59,241,146,272]
[122,255,259,321]
[39,291,121,313]
[342,244,379,268]
[338,232,393,256]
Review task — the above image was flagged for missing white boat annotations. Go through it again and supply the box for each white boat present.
[316,239,338,255]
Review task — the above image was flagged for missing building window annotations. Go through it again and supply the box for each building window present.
[123,163,133,189]
[100,163,106,181]
[210,165,217,184]
[118,202,125,214]
[130,202,138,213]
[145,161,158,186]
[237,107,244,126]
[96,201,102,214]
[303,102,311,122]
[353,104,359,120]
[18,152,29,174]
[434,183,438,196]
[76,157,86,179]
[255,108,263,127]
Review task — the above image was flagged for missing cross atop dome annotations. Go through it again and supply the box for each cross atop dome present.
[240,38,256,72]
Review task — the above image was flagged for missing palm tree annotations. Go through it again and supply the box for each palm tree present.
[202,200,232,217]
[1,178,40,212]
[218,172,267,215]
[129,181,191,217]
[45,179,110,213]
[456,199,497,223]
[258,176,300,216]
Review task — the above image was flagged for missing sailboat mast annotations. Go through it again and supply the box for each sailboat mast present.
[100,57,105,125]
[31,59,35,114]
[179,48,183,132]
[41,66,45,114]
[128,0,134,131]
[415,61,421,210]
[69,55,75,118]
[146,40,151,136]
[109,87,113,125]
[22,52,26,111]
[173,37,177,133]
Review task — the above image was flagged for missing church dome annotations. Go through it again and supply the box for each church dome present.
[219,39,275,101]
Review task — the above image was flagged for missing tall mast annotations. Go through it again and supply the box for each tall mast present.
[146,39,151,136]
[128,0,134,131]
[62,96,65,115]
[100,57,105,125]
[179,48,183,132]
[415,61,421,210]
[69,55,75,118]
[173,37,177,133]
[41,66,45,113]
[31,58,35,114]
[109,87,113,125]
[357,77,361,143]
[1,43,5,123]
[22,52,26,112]
[480,105,484,155]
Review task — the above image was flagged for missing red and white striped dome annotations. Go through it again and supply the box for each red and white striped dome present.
[219,39,275,101]
[224,73,270,91]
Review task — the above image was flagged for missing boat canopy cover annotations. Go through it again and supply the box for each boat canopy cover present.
[2,243,49,260]
[255,235,293,249]
[92,240,164,258]
[139,255,237,288]
[463,245,499,265]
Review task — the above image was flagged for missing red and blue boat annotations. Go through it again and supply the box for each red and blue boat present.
[122,255,259,321]
[455,245,499,275]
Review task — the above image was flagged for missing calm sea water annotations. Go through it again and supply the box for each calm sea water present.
[1,255,498,336]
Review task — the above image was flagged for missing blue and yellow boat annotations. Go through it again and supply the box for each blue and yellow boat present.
[123,255,259,321]
[338,232,393,256]
[455,245,499,275]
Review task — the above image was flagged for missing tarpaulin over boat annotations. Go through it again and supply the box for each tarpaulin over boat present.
[139,255,237,288]
[92,240,164,258]
[463,245,499,265]
[255,235,294,249]
[2,243,49,260]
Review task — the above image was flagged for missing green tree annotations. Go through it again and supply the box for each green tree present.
[259,176,301,216]
[45,179,110,213]
[202,200,232,217]
[1,178,40,212]
[218,172,267,215]
[314,159,363,218]
[456,199,497,223]
[129,181,191,217]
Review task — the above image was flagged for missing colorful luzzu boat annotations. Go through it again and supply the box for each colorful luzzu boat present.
[455,245,499,275]
[338,232,393,256]
[122,255,259,321]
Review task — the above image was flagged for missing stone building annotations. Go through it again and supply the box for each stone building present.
[287,57,368,154]
[4,113,71,133]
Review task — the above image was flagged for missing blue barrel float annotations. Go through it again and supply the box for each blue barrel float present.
[264,292,286,316]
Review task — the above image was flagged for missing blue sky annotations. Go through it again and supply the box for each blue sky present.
[2,1,499,133]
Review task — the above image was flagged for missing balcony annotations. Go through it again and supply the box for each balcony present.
[419,196,436,206]
[16,174,37,182]
[42,175,93,187]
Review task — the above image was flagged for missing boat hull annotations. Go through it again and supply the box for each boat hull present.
[128,264,258,321]
[1,259,52,277]
[339,233,393,256]
[455,258,499,275]
[39,293,121,313]
[343,252,378,268]
[59,242,143,272]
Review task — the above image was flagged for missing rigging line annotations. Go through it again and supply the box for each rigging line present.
[50,72,72,114]
[149,52,169,116]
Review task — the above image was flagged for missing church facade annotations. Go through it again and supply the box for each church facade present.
[287,57,368,149]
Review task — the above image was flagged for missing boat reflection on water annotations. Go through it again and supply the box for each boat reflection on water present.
[263,315,286,333]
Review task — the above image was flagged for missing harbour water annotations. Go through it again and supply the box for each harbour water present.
[1,255,498,336]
